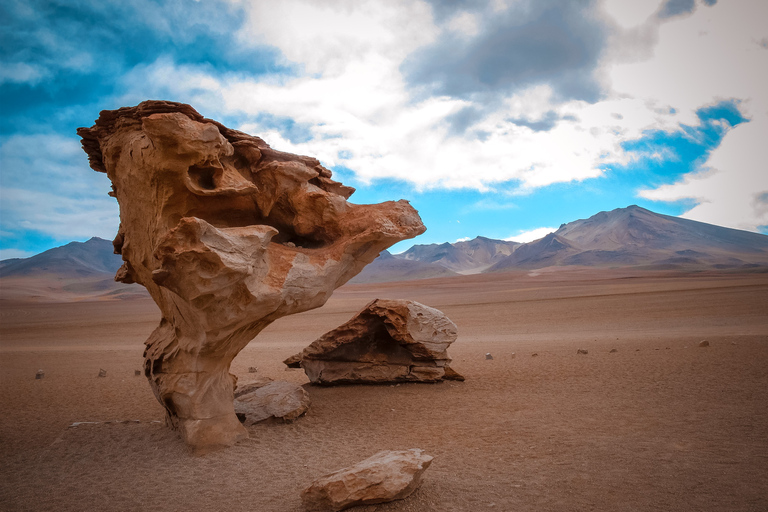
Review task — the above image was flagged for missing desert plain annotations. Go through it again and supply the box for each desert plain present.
[1,268,767,511]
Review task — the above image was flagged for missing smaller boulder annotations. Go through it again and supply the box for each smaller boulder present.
[577,349,588,355]
[301,449,433,512]
[135,369,141,376]
[485,353,493,360]
[609,348,618,353]
[98,369,107,377]
[699,340,710,347]
[248,366,258,373]
[234,379,309,425]
[35,370,44,379]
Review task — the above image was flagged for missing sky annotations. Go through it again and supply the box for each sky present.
[1,0,766,259]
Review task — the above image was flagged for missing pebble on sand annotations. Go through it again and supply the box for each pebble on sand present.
[609,348,618,353]
[699,340,710,347]
[35,370,44,379]
[531,353,538,357]
[248,366,258,373]
[577,349,588,355]
[98,369,107,377]
[485,353,493,360]
[134,370,141,376]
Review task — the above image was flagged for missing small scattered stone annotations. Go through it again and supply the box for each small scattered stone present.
[485,353,493,360]
[609,348,618,353]
[301,449,433,512]
[98,369,107,377]
[35,370,44,379]
[531,353,538,357]
[134,369,141,376]
[699,340,710,347]
[510,352,516,359]
[248,366,258,373]
[576,349,588,355]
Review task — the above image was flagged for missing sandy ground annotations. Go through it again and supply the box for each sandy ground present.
[1,269,767,511]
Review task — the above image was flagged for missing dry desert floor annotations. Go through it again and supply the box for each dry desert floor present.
[1,269,767,511]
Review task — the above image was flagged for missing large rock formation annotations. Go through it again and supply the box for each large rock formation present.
[285,299,463,384]
[77,101,424,453]
[301,449,433,511]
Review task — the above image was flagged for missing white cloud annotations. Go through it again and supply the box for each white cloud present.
[116,0,766,232]
[0,134,119,241]
[0,248,36,260]
[623,0,768,231]
[0,62,49,85]
[505,227,558,243]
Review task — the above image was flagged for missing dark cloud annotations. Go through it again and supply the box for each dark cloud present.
[702,0,717,5]
[444,105,486,135]
[508,110,561,132]
[657,0,696,19]
[403,0,607,103]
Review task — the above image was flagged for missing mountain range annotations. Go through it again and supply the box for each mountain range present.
[2,206,767,298]
[350,205,768,282]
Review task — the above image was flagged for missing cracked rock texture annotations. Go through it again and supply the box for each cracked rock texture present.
[285,299,463,385]
[77,101,424,453]
[234,379,309,426]
[301,449,433,512]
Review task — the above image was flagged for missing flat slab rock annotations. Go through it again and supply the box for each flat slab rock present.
[301,449,433,512]
[234,378,309,425]
[285,299,464,385]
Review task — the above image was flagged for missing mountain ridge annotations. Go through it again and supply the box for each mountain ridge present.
[2,206,767,295]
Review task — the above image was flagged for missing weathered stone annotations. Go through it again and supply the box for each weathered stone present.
[78,101,424,453]
[98,369,107,377]
[234,380,309,425]
[699,340,710,347]
[609,348,618,353]
[285,299,462,385]
[301,449,433,512]
[35,370,44,379]
[485,353,493,360]
[577,348,588,355]
[247,366,258,373]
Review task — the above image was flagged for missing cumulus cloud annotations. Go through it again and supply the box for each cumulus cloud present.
[0,134,118,241]
[622,0,768,231]
[505,226,558,243]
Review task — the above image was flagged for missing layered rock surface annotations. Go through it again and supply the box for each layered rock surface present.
[234,379,309,426]
[77,101,424,453]
[285,299,463,384]
[301,449,433,511]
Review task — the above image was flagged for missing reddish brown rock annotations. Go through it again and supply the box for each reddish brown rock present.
[301,449,433,511]
[77,101,424,453]
[285,299,463,385]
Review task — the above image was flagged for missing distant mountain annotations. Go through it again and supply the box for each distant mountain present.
[3,206,767,299]
[348,250,458,283]
[399,236,520,274]
[0,237,121,278]
[488,205,768,271]
[0,237,146,301]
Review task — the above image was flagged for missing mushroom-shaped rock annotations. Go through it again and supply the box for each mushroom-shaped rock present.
[301,449,433,512]
[77,101,425,453]
[285,299,463,384]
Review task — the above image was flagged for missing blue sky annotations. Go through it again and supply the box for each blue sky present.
[1,0,766,258]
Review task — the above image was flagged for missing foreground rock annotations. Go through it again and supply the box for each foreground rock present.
[301,449,433,511]
[78,101,424,453]
[234,379,309,425]
[285,299,463,384]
